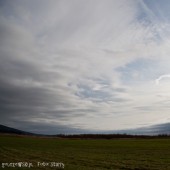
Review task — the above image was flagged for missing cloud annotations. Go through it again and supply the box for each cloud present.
[1,0,170,133]
[155,74,170,85]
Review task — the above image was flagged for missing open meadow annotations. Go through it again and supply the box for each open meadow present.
[0,135,170,170]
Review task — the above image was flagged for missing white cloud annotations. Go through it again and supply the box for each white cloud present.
[1,0,170,133]
[155,74,170,85]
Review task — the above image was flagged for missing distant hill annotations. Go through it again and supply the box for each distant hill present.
[126,123,170,135]
[0,124,33,135]
[0,123,169,137]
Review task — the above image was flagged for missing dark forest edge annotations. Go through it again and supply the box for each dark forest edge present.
[55,133,170,139]
[1,132,170,139]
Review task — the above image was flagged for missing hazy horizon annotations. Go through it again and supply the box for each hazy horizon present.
[1,0,170,134]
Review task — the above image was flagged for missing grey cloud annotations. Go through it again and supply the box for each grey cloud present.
[75,80,128,103]
[134,106,153,111]
[2,121,94,135]
[114,88,127,93]
[1,0,168,134]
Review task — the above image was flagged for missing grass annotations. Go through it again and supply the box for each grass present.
[0,135,170,170]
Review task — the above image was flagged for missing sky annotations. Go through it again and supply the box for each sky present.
[1,0,170,134]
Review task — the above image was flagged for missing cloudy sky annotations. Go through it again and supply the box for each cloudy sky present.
[1,0,170,134]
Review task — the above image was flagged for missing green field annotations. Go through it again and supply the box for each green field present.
[0,135,170,170]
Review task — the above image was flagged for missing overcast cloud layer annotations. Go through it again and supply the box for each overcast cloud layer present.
[1,0,170,134]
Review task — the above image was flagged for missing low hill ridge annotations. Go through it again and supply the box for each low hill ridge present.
[0,124,33,135]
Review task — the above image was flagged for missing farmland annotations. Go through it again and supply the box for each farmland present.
[0,135,170,170]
